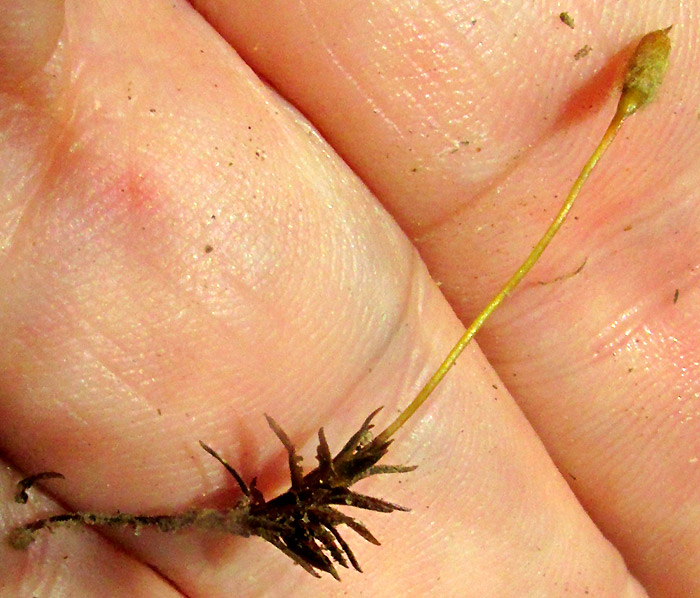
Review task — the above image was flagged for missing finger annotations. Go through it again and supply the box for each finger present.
[1,1,650,597]
[0,0,65,88]
[0,459,184,597]
[191,1,700,596]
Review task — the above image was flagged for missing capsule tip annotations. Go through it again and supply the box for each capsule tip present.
[621,27,673,113]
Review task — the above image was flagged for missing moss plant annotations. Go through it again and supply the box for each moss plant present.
[8,28,672,580]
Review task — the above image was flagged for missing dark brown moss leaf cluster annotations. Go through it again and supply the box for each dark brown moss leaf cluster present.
[9,409,414,579]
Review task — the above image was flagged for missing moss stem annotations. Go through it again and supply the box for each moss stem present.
[376,27,672,444]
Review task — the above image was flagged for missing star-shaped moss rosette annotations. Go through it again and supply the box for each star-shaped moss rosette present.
[10,409,414,579]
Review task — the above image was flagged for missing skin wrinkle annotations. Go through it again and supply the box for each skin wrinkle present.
[257,249,425,476]
[338,250,426,410]
[413,60,647,247]
[300,1,407,140]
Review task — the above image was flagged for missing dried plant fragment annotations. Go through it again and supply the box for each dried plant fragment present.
[560,12,575,29]
[14,471,64,504]
[574,45,592,60]
[9,411,414,579]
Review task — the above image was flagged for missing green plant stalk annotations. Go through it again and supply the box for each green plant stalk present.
[375,27,672,444]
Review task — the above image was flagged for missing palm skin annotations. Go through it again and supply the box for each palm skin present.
[1,2,698,597]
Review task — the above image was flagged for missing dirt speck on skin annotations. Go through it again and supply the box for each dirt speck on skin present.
[574,45,592,60]
[559,12,575,29]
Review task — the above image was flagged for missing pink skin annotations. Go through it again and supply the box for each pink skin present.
[0,1,697,596]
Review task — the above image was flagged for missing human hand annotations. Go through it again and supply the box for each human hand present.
[1,2,698,597]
